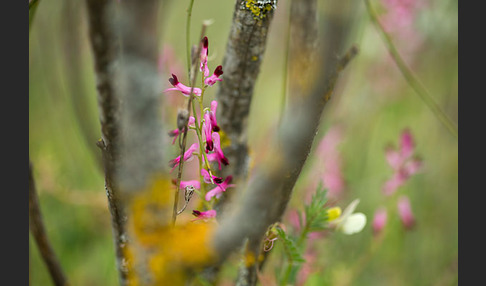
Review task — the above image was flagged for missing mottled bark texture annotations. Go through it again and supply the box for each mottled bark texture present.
[29,161,69,286]
[216,0,278,183]
[212,0,359,269]
[85,0,164,284]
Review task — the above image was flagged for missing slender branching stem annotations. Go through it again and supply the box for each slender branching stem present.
[363,0,458,139]
[29,161,69,286]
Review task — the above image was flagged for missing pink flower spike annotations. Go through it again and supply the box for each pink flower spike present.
[164,74,202,97]
[201,169,223,184]
[168,142,198,171]
[205,175,235,201]
[203,113,213,153]
[397,196,415,230]
[385,146,402,171]
[209,100,220,132]
[179,180,201,190]
[192,209,217,221]
[400,129,415,159]
[204,65,223,86]
[372,207,388,235]
[200,37,210,77]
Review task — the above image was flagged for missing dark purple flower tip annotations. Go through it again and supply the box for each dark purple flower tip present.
[206,141,214,153]
[214,65,223,76]
[222,156,229,166]
[202,37,209,49]
[213,177,223,184]
[168,73,179,86]
[212,125,220,132]
[192,210,202,217]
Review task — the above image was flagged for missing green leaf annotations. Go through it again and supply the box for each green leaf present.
[276,227,306,264]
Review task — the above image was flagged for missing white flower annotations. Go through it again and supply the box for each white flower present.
[332,199,367,235]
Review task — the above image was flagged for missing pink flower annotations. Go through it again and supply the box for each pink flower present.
[192,209,217,221]
[203,113,213,153]
[169,142,198,171]
[383,129,422,195]
[206,132,229,170]
[204,65,223,86]
[372,207,388,235]
[201,168,223,184]
[397,196,415,230]
[168,129,180,145]
[200,37,210,77]
[205,175,235,201]
[164,74,202,97]
[209,100,220,132]
[179,180,201,190]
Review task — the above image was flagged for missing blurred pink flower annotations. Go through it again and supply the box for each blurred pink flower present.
[205,132,229,170]
[179,180,201,190]
[200,37,210,77]
[313,126,346,199]
[203,113,214,153]
[191,209,216,221]
[209,100,220,132]
[383,129,422,195]
[205,175,235,201]
[297,248,318,286]
[204,65,224,86]
[164,74,202,97]
[200,168,223,184]
[169,142,198,171]
[372,207,388,235]
[397,195,415,230]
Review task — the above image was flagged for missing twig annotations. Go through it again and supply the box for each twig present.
[363,0,458,139]
[212,42,359,265]
[29,161,69,286]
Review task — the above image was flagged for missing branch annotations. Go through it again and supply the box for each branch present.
[212,40,358,268]
[215,0,278,183]
[29,161,69,286]
[84,0,129,284]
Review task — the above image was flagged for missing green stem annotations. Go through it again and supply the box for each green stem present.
[363,0,458,139]
[186,0,196,77]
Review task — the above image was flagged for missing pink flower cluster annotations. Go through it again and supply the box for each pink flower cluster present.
[372,129,421,234]
[164,37,234,221]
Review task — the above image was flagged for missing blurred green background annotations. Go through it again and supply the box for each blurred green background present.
[29,0,457,285]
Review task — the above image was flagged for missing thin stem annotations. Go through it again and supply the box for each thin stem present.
[186,0,196,77]
[279,1,292,125]
[172,24,208,226]
[29,161,69,286]
[363,0,458,139]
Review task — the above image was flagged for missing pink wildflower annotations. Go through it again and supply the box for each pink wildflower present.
[209,100,220,132]
[397,196,415,230]
[204,65,223,86]
[192,209,217,221]
[169,142,198,171]
[200,169,223,184]
[211,132,229,169]
[164,74,202,97]
[179,180,201,190]
[383,129,422,195]
[205,175,235,201]
[200,37,210,77]
[372,207,388,235]
[203,113,213,153]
